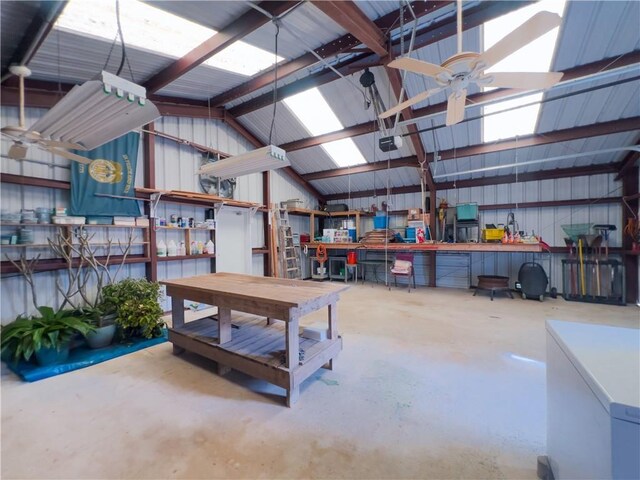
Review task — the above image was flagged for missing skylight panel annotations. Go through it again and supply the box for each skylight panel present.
[482,0,565,142]
[284,88,367,167]
[56,0,280,77]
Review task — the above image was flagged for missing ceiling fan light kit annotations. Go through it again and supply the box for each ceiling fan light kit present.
[29,71,160,151]
[196,144,289,180]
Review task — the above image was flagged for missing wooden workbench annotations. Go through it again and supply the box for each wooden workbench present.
[161,273,349,406]
[302,242,545,253]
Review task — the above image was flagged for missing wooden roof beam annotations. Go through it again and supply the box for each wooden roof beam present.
[143,1,299,94]
[323,163,621,200]
[310,1,388,57]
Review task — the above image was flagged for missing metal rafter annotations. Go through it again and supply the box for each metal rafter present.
[310,1,388,57]
[322,163,622,200]
[615,138,640,181]
[229,1,526,117]
[209,1,451,108]
[276,54,640,153]
[143,1,299,94]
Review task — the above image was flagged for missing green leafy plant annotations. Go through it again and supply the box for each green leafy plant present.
[73,305,117,328]
[102,278,164,339]
[1,307,95,363]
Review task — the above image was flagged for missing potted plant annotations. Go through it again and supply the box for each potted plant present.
[74,305,118,349]
[1,307,95,366]
[102,278,164,339]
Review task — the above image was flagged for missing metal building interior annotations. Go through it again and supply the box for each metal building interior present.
[1,1,639,478]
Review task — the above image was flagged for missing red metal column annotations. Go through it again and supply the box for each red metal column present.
[143,122,158,282]
[622,167,639,304]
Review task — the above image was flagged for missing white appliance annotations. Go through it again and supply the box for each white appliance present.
[546,320,640,480]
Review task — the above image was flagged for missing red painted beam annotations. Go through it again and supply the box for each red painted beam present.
[322,163,621,200]
[477,197,622,211]
[310,1,388,57]
[143,1,298,94]
[615,138,640,181]
[229,1,526,117]
[210,1,451,108]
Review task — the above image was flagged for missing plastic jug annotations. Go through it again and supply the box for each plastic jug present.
[167,240,177,256]
[157,239,167,257]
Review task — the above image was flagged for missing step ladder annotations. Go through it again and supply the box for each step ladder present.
[276,208,301,279]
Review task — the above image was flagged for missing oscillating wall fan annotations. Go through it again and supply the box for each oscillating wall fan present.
[380,1,564,126]
[1,66,91,164]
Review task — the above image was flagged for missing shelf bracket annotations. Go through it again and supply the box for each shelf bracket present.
[214,202,226,215]
[150,193,163,219]
[249,206,258,216]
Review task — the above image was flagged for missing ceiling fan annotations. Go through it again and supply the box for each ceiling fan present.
[1,66,91,164]
[380,1,564,126]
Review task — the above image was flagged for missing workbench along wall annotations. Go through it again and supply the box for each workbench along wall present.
[328,173,623,292]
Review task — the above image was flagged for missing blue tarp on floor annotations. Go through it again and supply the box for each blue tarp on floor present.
[4,330,167,382]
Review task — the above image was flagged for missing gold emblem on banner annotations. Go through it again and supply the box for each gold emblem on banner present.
[89,159,122,184]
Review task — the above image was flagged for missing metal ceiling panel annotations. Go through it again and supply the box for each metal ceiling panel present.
[239,102,311,145]
[156,64,248,100]
[243,2,348,61]
[27,28,174,85]
[537,70,640,133]
[287,146,341,175]
[1,1,43,71]
[310,165,422,196]
[552,1,640,72]
[432,131,638,181]
[141,1,251,31]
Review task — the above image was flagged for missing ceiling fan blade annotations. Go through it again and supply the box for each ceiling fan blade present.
[38,138,85,150]
[46,147,92,164]
[388,57,453,78]
[378,89,441,119]
[476,11,562,69]
[484,71,564,90]
[446,89,467,126]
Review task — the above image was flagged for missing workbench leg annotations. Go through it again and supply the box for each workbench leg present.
[322,359,334,370]
[217,363,231,376]
[218,307,232,344]
[286,384,300,407]
[286,315,300,369]
[328,301,338,340]
[171,297,186,355]
[266,317,273,326]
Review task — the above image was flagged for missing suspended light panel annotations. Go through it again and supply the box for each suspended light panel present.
[29,71,160,151]
[197,145,289,180]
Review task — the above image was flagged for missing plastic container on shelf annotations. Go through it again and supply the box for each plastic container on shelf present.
[157,240,167,257]
[205,240,215,254]
[456,203,478,221]
[167,240,177,257]
[373,216,388,229]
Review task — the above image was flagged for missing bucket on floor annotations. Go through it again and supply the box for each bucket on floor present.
[347,251,357,265]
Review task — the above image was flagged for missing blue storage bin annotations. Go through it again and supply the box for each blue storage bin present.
[406,227,416,240]
[456,203,478,221]
[373,216,388,229]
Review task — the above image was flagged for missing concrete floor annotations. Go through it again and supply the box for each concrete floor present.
[2,284,638,479]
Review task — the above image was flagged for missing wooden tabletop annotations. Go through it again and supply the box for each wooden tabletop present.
[161,273,350,309]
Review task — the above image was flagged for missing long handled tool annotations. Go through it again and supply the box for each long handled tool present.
[564,238,576,296]
[591,235,602,298]
[578,238,586,297]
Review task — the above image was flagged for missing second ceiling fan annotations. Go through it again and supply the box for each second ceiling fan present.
[380,1,564,126]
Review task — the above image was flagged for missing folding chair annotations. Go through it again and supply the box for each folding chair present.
[389,252,416,292]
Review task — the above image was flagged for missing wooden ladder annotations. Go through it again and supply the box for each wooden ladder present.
[276,208,301,279]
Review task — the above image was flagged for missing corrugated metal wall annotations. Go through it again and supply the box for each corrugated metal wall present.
[328,173,623,292]
[1,108,320,322]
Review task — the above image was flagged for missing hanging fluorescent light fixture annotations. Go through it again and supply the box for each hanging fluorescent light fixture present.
[29,71,160,151]
[197,145,289,180]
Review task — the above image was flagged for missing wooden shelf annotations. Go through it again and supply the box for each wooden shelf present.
[252,248,269,255]
[155,226,215,231]
[1,254,150,275]
[136,188,262,210]
[157,254,216,262]
[0,223,148,229]
[0,242,149,248]
[286,207,329,217]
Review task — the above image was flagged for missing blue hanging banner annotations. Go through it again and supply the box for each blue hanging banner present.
[70,132,141,217]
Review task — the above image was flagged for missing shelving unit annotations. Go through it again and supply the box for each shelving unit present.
[157,254,216,262]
